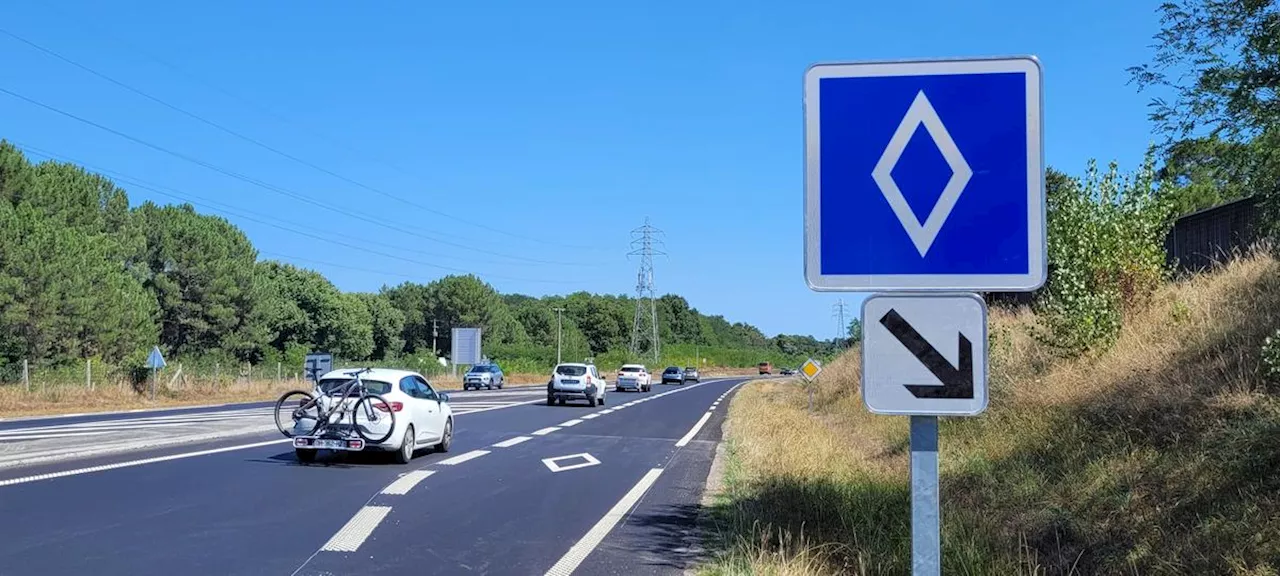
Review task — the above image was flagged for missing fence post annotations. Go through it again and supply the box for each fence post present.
[277,362,281,384]
[23,359,29,392]
[87,359,92,390]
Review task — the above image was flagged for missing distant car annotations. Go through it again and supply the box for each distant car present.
[683,367,699,383]
[463,363,505,390]
[615,364,651,392]
[292,368,453,464]
[548,363,607,407]
[780,367,797,376]
[661,366,684,385]
[758,362,772,375]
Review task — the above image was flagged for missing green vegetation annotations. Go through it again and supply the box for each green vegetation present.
[0,142,840,388]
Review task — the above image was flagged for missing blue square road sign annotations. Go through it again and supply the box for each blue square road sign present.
[804,56,1045,292]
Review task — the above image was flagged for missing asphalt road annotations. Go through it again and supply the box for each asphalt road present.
[0,377,747,576]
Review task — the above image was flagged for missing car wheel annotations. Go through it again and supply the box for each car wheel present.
[548,394,556,406]
[587,395,597,407]
[599,394,606,406]
[558,397,566,406]
[295,449,316,463]
[395,425,415,464]
[436,419,453,453]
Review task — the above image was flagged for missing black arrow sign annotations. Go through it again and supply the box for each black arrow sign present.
[878,309,973,399]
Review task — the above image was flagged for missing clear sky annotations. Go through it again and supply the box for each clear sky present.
[0,0,1164,339]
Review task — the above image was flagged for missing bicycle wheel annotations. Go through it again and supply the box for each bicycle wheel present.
[274,390,319,438]
[351,393,396,444]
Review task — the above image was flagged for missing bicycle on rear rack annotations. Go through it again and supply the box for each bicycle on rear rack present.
[273,368,397,457]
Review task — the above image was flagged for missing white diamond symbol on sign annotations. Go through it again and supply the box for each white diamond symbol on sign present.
[871,90,974,257]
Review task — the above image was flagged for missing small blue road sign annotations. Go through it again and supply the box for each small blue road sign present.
[146,346,166,370]
[804,56,1045,292]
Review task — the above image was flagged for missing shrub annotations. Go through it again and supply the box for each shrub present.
[1038,153,1173,356]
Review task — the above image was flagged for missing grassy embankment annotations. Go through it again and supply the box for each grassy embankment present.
[701,254,1280,575]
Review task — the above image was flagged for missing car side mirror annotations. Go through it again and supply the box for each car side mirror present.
[438,392,450,403]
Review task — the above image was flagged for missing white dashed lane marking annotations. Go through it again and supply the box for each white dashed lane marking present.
[492,436,532,448]
[381,470,435,495]
[437,450,489,465]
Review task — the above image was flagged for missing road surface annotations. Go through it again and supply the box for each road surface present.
[0,378,747,575]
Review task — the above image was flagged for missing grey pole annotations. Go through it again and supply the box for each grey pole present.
[910,415,940,575]
[150,367,157,401]
[553,307,565,364]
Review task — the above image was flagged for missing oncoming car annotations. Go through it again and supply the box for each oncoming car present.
[282,368,453,464]
[463,363,505,390]
[615,364,651,392]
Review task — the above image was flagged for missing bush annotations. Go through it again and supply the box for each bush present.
[1038,154,1173,356]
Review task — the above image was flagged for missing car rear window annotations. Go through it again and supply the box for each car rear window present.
[664,367,679,373]
[685,367,697,371]
[318,378,392,395]
[620,366,643,372]
[556,365,588,376]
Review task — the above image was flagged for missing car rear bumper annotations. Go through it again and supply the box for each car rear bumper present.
[551,384,598,400]
[616,380,643,390]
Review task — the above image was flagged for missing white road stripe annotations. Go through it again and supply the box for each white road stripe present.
[0,430,114,441]
[676,412,713,447]
[558,419,583,427]
[492,436,532,448]
[599,409,615,414]
[320,506,392,552]
[532,427,559,436]
[0,439,290,487]
[544,468,665,576]
[581,414,600,420]
[437,449,489,465]
[381,470,435,495]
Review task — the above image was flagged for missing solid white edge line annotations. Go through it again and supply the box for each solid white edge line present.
[437,449,489,465]
[675,412,713,447]
[0,439,290,487]
[381,470,436,495]
[320,505,393,552]
[544,468,665,576]
[492,436,533,448]
[532,427,560,436]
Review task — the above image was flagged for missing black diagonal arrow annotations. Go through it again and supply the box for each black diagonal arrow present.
[878,308,973,399]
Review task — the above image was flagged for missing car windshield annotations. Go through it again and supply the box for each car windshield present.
[467,366,491,373]
[317,377,392,396]
[620,366,643,372]
[556,365,588,376]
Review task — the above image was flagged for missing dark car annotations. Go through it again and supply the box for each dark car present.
[683,367,699,383]
[661,366,684,385]
[463,363,505,390]
[780,367,797,376]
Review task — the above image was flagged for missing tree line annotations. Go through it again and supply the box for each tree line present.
[0,142,841,381]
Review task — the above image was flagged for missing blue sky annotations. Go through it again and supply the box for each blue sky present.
[0,0,1163,339]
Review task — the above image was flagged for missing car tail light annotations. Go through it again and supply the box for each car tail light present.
[375,401,404,412]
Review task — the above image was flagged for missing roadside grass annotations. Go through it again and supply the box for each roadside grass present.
[701,253,1280,575]
[0,372,551,419]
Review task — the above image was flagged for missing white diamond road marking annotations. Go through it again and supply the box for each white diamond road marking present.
[871,89,974,257]
[542,452,601,473]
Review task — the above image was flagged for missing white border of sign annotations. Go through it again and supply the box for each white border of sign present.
[803,56,1046,292]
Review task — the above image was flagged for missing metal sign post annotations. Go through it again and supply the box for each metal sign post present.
[146,346,166,401]
[803,56,1044,573]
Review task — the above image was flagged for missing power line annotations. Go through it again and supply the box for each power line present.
[628,217,665,363]
[12,141,558,269]
[0,26,598,251]
[0,85,590,267]
[15,143,580,285]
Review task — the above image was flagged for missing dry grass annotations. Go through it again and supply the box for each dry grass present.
[702,253,1280,576]
[0,372,550,419]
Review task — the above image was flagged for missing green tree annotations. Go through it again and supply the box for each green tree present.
[354,292,405,360]
[135,203,258,358]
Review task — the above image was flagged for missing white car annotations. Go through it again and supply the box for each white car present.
[547,363,607,407]
[292,368,453,464]
[615,364,651,392]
